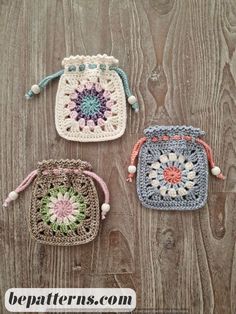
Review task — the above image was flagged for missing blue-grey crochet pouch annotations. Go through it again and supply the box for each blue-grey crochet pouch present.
[127,125,225,211]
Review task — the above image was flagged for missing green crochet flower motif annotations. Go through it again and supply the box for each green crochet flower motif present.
[40,186,86,234]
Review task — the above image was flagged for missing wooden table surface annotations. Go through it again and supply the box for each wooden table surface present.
[1,1,236,313]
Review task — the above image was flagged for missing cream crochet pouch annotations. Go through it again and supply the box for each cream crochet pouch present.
[25,55,139,142]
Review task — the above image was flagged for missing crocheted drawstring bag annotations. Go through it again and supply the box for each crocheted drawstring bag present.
[25,54,139,142]
[3,159,110,246]
[127,126,225,211]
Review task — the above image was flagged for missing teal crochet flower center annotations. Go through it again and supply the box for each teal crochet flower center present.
[81,95,101,116]
[40,186,86,234]
[68,82,113,127]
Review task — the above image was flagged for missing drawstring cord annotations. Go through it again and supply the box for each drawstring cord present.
[25,69,64,99]
[83,170,110,219]
[3,170,38,207]
[127,137,147,182]
[127,136,225,182]
[25,66,139,113]
[3,169,111,219]
[196,138,225,179]
[110,66,139,112]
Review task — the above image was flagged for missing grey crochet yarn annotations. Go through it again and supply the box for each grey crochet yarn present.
[136,125,208,211]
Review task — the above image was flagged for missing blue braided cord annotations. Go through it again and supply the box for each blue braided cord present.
[25,90,34,99]
[109,66,139,110]
[25,69,64,99]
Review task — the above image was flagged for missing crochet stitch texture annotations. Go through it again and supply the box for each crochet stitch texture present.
[30,160,100,245]
[137,126,209,210]
[56,55,128,142]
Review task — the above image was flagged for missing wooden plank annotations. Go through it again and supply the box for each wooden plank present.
[0,0,236,313]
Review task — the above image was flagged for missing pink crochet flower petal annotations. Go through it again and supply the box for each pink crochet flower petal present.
[97,118,105,126]
[70,93,78,100]
[67,102,76,110]
[70,111,78,119]
[65,83,118,130]
[106,100,114,109]
[76,85,84,93]
[86,82,93,90]
[83,126,90,132]
[104,111,112,118]
[95,83,102,92]
[103,90,110,98]
[87,120,95,129]
[78,118,85,127]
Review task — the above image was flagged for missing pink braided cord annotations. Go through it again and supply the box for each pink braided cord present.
[83,170,110,204]
[3,170,38,207]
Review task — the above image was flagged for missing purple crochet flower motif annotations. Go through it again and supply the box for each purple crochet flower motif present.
[67,82,114,129]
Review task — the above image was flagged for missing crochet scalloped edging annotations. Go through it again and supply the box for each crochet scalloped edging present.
[62,54,119,67]
[144,125,205,138]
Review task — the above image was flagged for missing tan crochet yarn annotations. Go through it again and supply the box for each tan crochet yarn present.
[3,159,111,246]
[30,160,100,245]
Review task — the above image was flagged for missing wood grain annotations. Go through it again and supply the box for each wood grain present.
[0,0,236,313]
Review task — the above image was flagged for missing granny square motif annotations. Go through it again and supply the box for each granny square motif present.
[26,54,139,142]
[127,126,225,211]
[3,159,110,246]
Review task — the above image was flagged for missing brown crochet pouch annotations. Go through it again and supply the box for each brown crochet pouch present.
[3,159,110,246]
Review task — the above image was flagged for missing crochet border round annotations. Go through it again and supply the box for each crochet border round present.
[55,70,127,142]
[29,160,100,246]
[136,139,209,210]
[62,54,119,67]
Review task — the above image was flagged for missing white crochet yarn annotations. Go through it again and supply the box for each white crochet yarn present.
[62,54,119,67]
[55,67,127,142]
